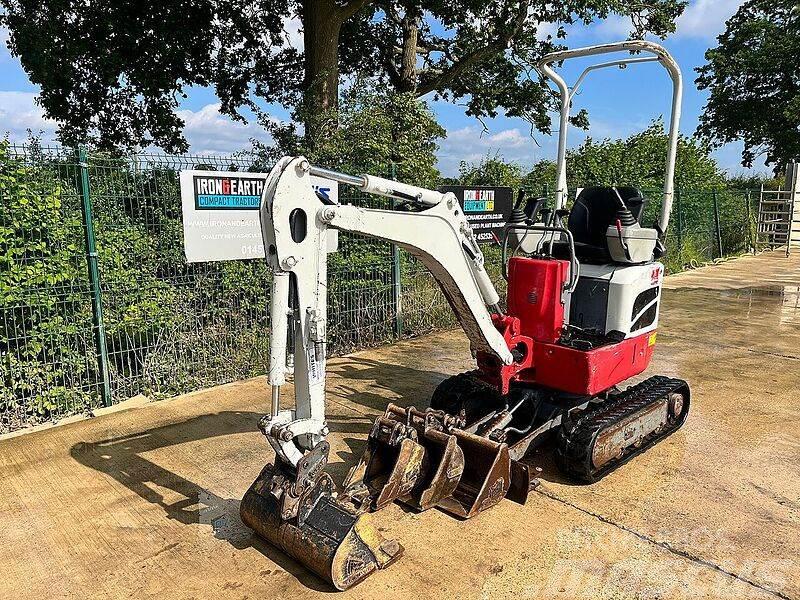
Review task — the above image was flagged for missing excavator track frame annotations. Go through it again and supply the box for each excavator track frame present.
[556,376,691,482]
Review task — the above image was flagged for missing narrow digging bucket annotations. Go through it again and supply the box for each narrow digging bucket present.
[343,403,444,511]
[241,465,403,590]
[366,437,427,510]
[436,430,511,519]
[402,428,465,511]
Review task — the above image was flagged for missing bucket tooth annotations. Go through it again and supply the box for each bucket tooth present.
[436,430,511,519]
[403,428,465,511]
[241,464,403,591]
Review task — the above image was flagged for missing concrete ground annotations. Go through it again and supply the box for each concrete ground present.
[2,251,799,600]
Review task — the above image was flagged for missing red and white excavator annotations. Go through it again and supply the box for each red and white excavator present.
[240,40,690,589]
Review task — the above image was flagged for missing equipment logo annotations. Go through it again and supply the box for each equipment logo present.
[194,176,264,210]
[651,265,662,285]
[463,189,495,212]
[194,175,332,210]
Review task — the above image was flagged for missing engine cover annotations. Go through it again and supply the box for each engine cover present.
[506,256,570,344]
[567,262,664,337]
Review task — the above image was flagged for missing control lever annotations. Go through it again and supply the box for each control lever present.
[554,208,570,227]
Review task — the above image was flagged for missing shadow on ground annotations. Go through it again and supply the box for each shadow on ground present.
[69,357,451,592]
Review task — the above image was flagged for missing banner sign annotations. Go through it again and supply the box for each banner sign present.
[180,170,338,262]
[438,185,513,244]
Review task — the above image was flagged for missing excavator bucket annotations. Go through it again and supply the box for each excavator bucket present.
[342,405,428,511]
[436,430,511,519]
[343,404,471,512]
[345,404,514,519]
[357,437,426,510]
[403,428,465,511]
[241,458,402,590]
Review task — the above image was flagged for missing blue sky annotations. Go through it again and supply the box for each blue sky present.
[0,0,766,177]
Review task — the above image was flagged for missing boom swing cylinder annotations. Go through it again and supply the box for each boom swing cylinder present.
[240,40,691,591]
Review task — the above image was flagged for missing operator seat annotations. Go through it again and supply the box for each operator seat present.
[567,186,647,263]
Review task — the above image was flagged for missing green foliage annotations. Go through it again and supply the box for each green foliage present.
[456,121,726,198]
[309,86,445,188]
[696,0,800,173]
[0,141,94,422]
[0,144,278,429]
[565,121,726,190]
[725,173,785,191]
[2,0,687,149]
[457,152,525,188]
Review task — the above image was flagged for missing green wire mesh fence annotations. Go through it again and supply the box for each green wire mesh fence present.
[0,142,761,431]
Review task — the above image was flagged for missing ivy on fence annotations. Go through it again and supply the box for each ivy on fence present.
[0,142,760,432]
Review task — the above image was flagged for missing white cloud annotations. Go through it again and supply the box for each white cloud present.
[283,17,303,50]
[674,0,745,40]
[533,20,559,41]
[437,125,544,176]
[1,27,11,63]
[0,95,268,154]
[0,91,57,141]
[178,103,272,155]
[562,0,745,43]
[587,15,633,40]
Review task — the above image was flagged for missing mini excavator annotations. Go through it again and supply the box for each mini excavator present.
[240,40,690,589]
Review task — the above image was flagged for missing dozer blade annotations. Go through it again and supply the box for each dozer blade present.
[241,464,403,590]
[436,430,511,519]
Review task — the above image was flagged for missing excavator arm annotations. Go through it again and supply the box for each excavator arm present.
[259,156,513,468]
[240,156,524,590]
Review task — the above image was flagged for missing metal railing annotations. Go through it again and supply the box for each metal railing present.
[0,142,763,431]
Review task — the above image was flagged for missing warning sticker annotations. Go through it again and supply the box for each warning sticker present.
[307,347,325,384]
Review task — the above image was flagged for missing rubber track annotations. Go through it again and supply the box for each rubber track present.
[556,375,690,483]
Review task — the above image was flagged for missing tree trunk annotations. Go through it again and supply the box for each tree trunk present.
[302,0,343,141]
[397,13,420,93]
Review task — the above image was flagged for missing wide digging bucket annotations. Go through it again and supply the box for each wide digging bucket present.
[436,430,511,519]
[241,465,403,591]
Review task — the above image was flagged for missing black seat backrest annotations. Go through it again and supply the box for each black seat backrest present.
[567,186,647,251]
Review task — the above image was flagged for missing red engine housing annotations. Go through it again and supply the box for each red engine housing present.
[477,256,655,396]
[506,256,568,344]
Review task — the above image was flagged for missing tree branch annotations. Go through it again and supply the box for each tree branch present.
[415,0,531,97]
[338,0,375,21]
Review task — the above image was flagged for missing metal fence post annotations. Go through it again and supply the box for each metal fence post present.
[77,146,112,407]
[745,189,755,253]
[712,189,723,258]
[389,162,403,339]
[675,188,683,261]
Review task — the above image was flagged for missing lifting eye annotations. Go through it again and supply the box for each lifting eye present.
[290,208,307,243]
